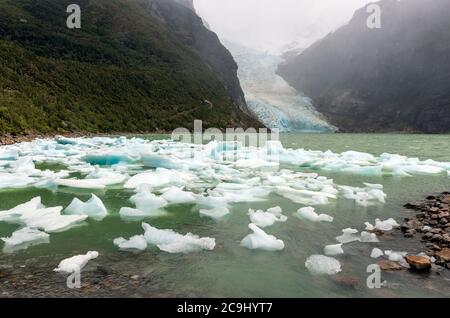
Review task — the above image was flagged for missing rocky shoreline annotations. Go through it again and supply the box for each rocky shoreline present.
[399,192,450,270]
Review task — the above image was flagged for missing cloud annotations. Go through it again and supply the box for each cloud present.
[194,0,373,54]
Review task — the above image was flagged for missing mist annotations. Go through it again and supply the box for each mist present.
[194,0,373,55]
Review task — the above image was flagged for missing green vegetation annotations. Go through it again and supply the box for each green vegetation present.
[0,0,260,135]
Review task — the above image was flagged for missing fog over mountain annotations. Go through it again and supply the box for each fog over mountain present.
[194,0,372,55]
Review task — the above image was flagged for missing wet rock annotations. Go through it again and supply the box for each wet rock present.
[429,207,439,214]
[378,260,404,271]
[441,195,450,204]
[439,212,450,218]
[435,248,450,263]
[405,256,432,271]
[332,275,359,289]
[404,229,416,238]
[440,218,448,224]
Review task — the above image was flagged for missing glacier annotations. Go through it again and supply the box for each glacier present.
[226,41,336,133]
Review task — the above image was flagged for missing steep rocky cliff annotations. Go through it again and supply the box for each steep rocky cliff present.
[278,0,450,133]
[0,0,258,135]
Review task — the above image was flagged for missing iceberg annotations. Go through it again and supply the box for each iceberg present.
[370,248,384,259]
[54,251,99,274]
[240,223,285,251]
[324,244,344,256]
[248,207,287,228]
[305,255,342,275]
[365,218,399,232]
[336,228,360,244]
[124,168,195,189]
[0,197,44,223]
[113,235,147,251]
[130,185,167,213]
[2,227,50,253]
[20,207,88,233]
[161,187,197,205]
[296,207,333,223]
[64,194,108,220]
[142,223,215,253]
[199,207,230,220]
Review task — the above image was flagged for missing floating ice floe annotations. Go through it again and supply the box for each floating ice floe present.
[124,168,195,189]
[296,207,333,223]
[247,207,287,228]
[384,250,409,267]
[161,186,197,205]
[0,197,87,232]
[370,248,384,259]
[240,223,284,251]
[2,227,50,253]
[305,255,342,275]
[365,218,400,232]
[336,228,360,244]
[54,251,99,274]
[64,194,107,220]
[324,244,344,256]
[360,231,379,243]
[113,235,147,251]
[199,206,230,220]
[142,223,215,253]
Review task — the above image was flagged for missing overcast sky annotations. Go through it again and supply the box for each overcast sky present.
[194,0,373,55]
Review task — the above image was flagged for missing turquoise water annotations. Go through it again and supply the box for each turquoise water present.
[0,134,449,297]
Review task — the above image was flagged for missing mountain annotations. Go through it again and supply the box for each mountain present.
[278,0,450,133]
[0,0,259,135]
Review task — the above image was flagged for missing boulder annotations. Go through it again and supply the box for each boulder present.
[436,248,450,262]
[404,256,431,271]
[378,260,404,271]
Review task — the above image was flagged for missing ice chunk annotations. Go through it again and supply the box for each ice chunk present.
[360,231,379,243]
[0,197,44,223]
[248,208,287,228]
[113,235,147,251]
[296,207,333,223]
[324,244,344,256]
[55,178,106,189]
[124,168,194,189]
[21,207,88,233]
[85,168,126,185]
[370,248,384,259]
[0,149,19,160]
[142,223,215,253]
[276,186,334,205]
[161,187,197,204]
[54,251,99,274]
[130,185,167,212]
[85,151,135,165]
[64,194,108,220]
[0,172,37,189]
[365,218,399,231]
[240,223,284,251]
[199,207,230,220]
[305,255,342,275]
[119,207,166,220]
[336,228,360,244]
[141,153,183,170]
[2,227,49,253]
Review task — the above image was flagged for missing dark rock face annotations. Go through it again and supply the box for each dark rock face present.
[278,0,450,133]
[148,0,250,115]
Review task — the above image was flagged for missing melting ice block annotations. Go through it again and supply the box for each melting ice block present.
[305,255,342,275]
[370,248,384,259]
[248,207,287,228]
[55,178,106,189]
[2,227,50,253]
[365,218,399,231]
[114,235,147,251]
[360,231,379,243]
[20,207,88,233]
[296,207,333,223]
[199,207,230,220]
[324,244,344,256]
[0,197,44,223]
[240,223,285,251]
[64,194,107,220]
[142,223,215,253]
[54,251,99,274]
[336,228,360,244]
[124,168,194,189]
[161,187,197,204]
[119,207,167,220]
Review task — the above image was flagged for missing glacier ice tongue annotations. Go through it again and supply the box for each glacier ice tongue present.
[64,194,108,220]
[142,223,215,254]
[240,223,284,251]
[296,207,333,223]
[2,227,50,253]
[305,255,342,275]
[54,251,99,274]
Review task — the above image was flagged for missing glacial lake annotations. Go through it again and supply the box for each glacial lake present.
[0,133,449,297]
